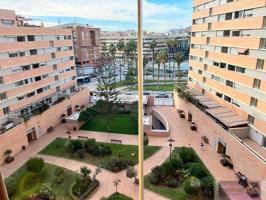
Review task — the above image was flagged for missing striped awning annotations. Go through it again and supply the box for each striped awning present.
[207,107,248,128]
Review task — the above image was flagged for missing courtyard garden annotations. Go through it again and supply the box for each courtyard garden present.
[5,157,99,200]
[144,147,215,200]
[40,137,160,172]
[102,193,133,200]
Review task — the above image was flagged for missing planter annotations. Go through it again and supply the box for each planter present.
[70,180,99,200]
[5,156,14,163]
[220,159,233,169]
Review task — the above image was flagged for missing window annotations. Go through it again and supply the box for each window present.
[17,96,24,101]
[263,16,266,28]
[27,35,35,41]
[256,59,264,70]
[19,52,26,57]
[208,23,212,30]
[243,9,253,18]
[236,67,245,73]
[228,65,235,71]
[218,14,225,21]
[203,77,206,83]
[204,64,208,70]
[260,38,266,49]
[9,52,18,58]
[27,92,35,98]
[3,107,10,115]
[225,13,232,20]
[224,95,231,103]
[22,65,30,71]
[53,64,57,70]
[32,63,40,69]
[29,49,37,55]
[223,30,230,37]
[51,53,56,59]
[213,62,219,67]
[234,11,243,19]
[56,86,60,92]
[198,70,202,74]
[0,77,4,84]
[34,76,42,82]
[247,115,255,125]
[0,92,7,101]
[15,80,24,87]
[250,97,258,107]
[226,80,234,87]
[253,79,261,89]
[220,63,226,69]
[216,92,223,98]
[17,36,25,42]
[37,88,44,94]
[221,47,228,53]
[24,78,33,85]
[232,31,240,37]
[42,74,48,79]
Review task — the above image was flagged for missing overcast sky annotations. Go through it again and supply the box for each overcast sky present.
[0,0,192,32]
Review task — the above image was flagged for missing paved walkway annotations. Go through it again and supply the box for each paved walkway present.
[1,105,240,199]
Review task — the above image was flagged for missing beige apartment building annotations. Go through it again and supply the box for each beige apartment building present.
[189,0,266,148]
[0,9,90,164]
[61,23,101,69]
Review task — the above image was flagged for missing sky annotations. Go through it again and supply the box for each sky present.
[0,0,192,32]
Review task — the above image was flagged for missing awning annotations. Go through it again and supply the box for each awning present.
[207,107,248,128]
[238,48,249,54]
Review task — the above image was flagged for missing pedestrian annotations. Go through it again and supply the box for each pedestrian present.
[201,142,204,151]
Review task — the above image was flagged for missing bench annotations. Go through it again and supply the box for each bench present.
[111,139,122,144]
[201,136,209,144]
[78,136,89,140]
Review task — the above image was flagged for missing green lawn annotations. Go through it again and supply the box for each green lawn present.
[6,163,78,200]
[132,82,187,91]
[80,113,137,135]
[40,138,161,168]
[144,147,214,200]
[106,193,133,200]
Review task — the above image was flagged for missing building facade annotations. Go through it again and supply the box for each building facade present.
[0,9,90,164]
[62,24,100,70]
[189,0,266,147]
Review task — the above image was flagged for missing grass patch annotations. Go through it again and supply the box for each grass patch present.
[80,113,137,135]
[6,163,78,200]
[106,193,133,200]
[132,82,187,91]
[40,138,161,169]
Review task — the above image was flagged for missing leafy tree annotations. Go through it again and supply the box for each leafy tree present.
[26,157,44,173]
[126,67,136,87]
[80,166,91,181]
[126,166,137,182]
[149,39,157,79]
[94,64,120,130]
[183,176,201,195]
[117,40,125,82]
[185,163,208,180]
[108,43,117,83]
[179,147,195,163]
[174,53,184,84]
[113,179,121,193]
[143,55,149,78]
[155,51,161,88]
[201,176,215,198]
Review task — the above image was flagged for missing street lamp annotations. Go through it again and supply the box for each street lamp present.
[167,137,175,160]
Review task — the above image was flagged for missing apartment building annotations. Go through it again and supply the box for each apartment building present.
[61,23,100,70]
[0,169,8,200]
[101,33,190,59]
[0,9,90,164]
[189,0,266,148]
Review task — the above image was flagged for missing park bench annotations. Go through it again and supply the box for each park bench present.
[111,139,122,144]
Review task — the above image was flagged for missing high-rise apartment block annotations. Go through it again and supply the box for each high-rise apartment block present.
[189,0,266,147]
[62,24,100,70]
[0,9,89,164]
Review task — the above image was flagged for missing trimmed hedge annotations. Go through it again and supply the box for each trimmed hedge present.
[69,180,99,200]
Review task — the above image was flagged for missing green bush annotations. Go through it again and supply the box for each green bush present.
[165,177,178,188]
[149,174,159,185]
[179,147,195,163]
[26,157,44,173]
[162,159,183,176]
[185,163,208,180]
[77,149,86,158]
[144,136,149,146]
[151,165,167,181]
[201,176,215,198]
[183,176,201,195]
[5,177,17,197]
[105,157,132,172]
[72,140,83,152]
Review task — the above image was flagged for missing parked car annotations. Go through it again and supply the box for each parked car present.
[156,93,169,98]
[143,92,151,96]
[126,92,134,95]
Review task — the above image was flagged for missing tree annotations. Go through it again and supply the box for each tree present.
[166,39,174,78]
[174,53,184,84]
[150,39,157,79]
[93,167,102,181]
[126,67,136,87]
[160,49,168,86]
[126,166,137,183]
[94,64,120,130]
[108,43,117,83]
[117,40,125,82]
[26,157,44,173]
[155,51,161,88]
[143,55,149,78]
[80,166,91,181]
[113,179,121,193]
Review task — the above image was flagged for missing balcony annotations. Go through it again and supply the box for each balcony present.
[0,115,23,135]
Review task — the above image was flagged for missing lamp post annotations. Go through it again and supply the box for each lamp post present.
[168,137,175,160]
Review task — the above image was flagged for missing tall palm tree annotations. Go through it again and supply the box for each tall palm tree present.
[174,53,184,85]
[150,39,157,80]
[160,50,168,86]
[117,40,125,82]
[108,43,117,83]
[155,51,161,88]
[172,38,178,78]
[166,39,174,79]
[143,55,149,78]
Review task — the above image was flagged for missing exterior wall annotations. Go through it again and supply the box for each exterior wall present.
[0,170,8,200]
[190,0,266,143]
[174,91,266,181]
[0,88,90,165]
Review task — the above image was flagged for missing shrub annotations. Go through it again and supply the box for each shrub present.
[26,157,44,173]
[72,140,83,152]
[151,165,167,181]
[105,157,130,172]
[183,176,201,195]
[149,174,159,185]
[77,149,86,158]
[162,159,183,176]
[185,163,208,180]
[165,177,178,188]
[144,136,149,146]
[201,176,215,198]
[5,177,17,197]
[126,166,137,180]
[179,147,195,163]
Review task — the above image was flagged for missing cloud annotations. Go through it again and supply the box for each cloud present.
[0,0,191,31]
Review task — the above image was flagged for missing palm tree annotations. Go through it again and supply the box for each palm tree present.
[166,39,174,79]
[117,40,125,82]
[143,55,149,79]
[150,39,157,80]
[155,51,161,88]
[174,53,184,85]
[172,38,178,77]
[160,50,168,86]
[108,43,117,83]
